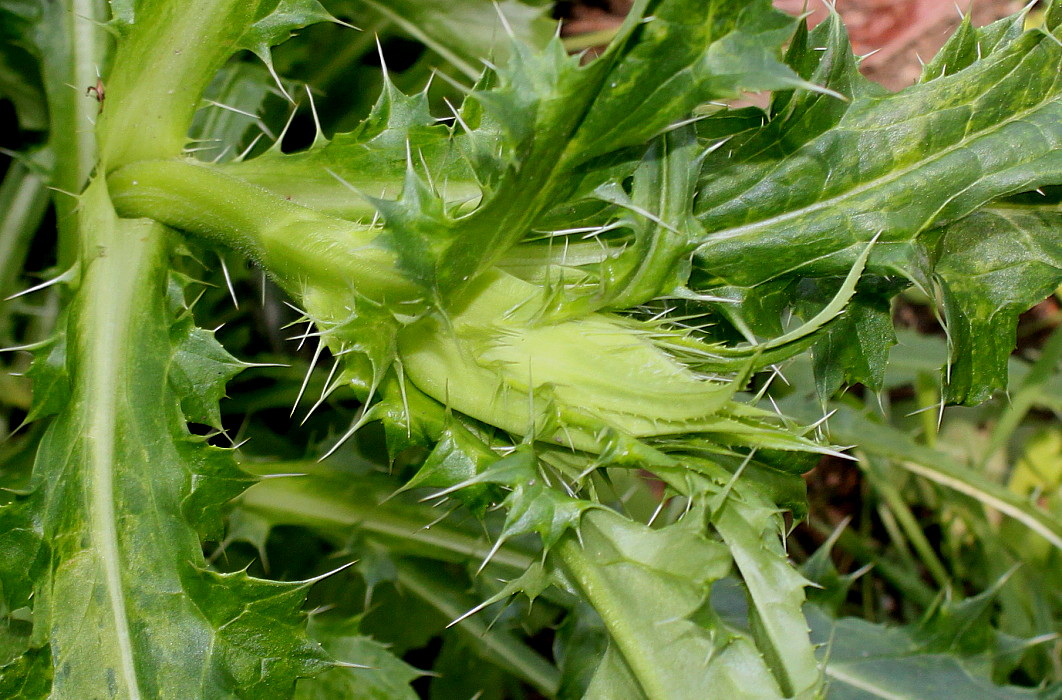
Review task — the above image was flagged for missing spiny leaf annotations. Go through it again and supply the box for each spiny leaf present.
[218,65,475,221]
[238,0,338,77]
[294,617,421,700]
[553,124,703,318]
[21,333,68,423]
[432,0,811,293]
[692,13,1062,403]
[771,12,883,128]
[181,567,328,696]
[799,522,863,614]
[930,208,1062,404]
[569,0,813,165]
[230,0,813,300]
[0,182,326,698]
[913,582,1008,657]
[796,277,902,400]
[399,419,505,517]
[712,483,821,697]
[694,18,1062,288]
[444,449,599,551]
[169,316,247,429]
[919,11,1026,83]
[369,167,456,291]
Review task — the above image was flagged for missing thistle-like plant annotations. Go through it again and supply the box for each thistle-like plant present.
[1,0,1061,698]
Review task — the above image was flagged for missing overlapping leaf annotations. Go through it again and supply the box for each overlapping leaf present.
[555,507,791,699]
[693,11,1062,286]
[18,0,1060,696]
[691,9,1062,403]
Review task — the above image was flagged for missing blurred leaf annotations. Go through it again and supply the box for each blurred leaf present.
[808,607,1042,699]
[362,0,554,80]
[0,1,46,130]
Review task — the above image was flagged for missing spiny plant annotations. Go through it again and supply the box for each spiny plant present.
[0,0,1060,698]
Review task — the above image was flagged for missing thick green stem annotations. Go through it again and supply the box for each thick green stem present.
[97,1,266,168]
[107,159,420,311]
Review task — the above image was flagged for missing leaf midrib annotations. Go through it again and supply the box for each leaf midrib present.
[698,36,1061,246]
[80,217,163,700]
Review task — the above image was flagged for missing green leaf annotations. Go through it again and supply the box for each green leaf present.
[552,603,609,700]
[712,484,821,697]
[690,14,1062,402]
[294,618,420,700]
[399,419,505,517]
[237,0,338,82]
[919,12,1026,82]
[801,279,899,400]
[22,334,69,423]
[569,0,811,165]
[554,507,789,700]
[0,181,326,698]
[219,78,469,221]
[929,208,1062,404]
[436,0,810,289]
[169,316,247,429]
[21,0,107,267]
[556,124,703,317]
[225,0,810,299]
[693,19,1062,287]
[0,644,50,700]
[771,13,883,128]
[913,583,1006,658]
[360,0,555,80]
[808,607,1042,699]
